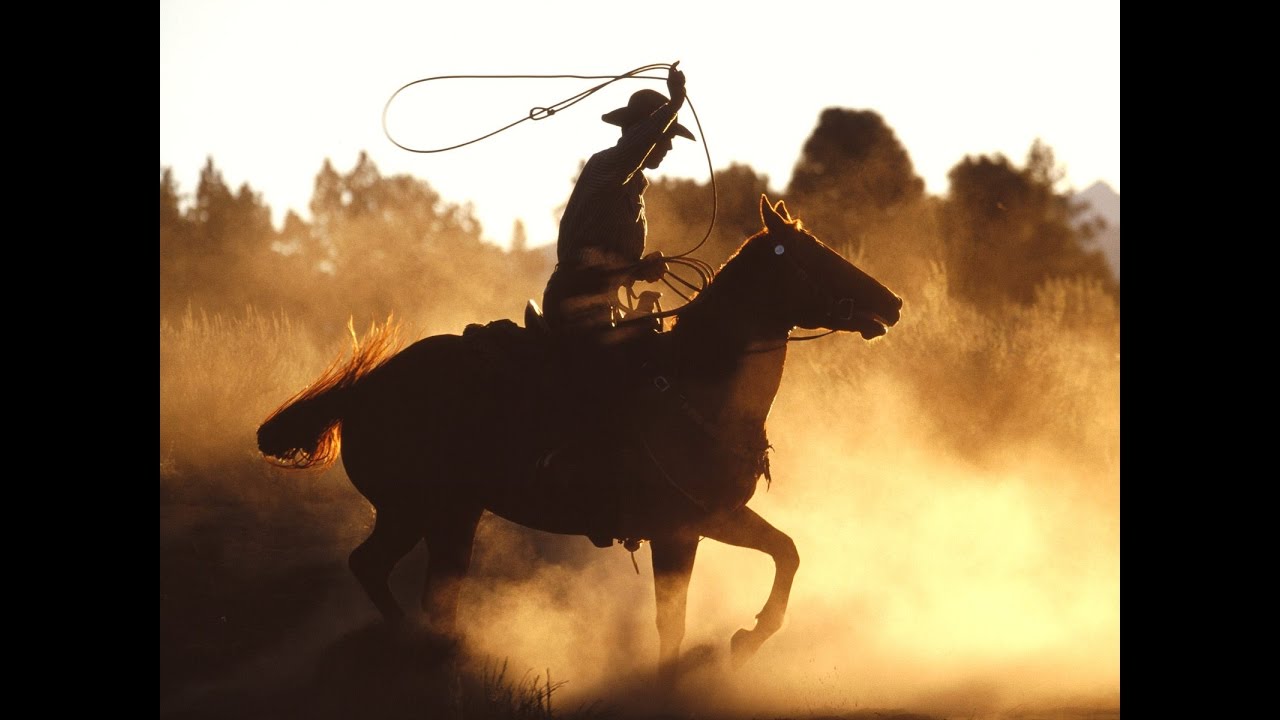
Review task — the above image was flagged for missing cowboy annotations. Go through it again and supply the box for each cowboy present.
[535,64,696,549]
[541,63,695,333]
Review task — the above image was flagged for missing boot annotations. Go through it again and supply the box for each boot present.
[534,443,620,549]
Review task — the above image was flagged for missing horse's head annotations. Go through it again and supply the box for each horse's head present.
[744,195,902,339]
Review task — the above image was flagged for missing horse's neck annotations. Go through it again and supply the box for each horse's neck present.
[719,343,787,430]
[670,285,790,430]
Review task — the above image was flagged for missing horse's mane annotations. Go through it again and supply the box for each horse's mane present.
[257,317,403,469]
[669,226,779,330]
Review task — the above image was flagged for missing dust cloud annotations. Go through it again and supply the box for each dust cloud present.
[160,259,1119,719]
[446,294,1119,718]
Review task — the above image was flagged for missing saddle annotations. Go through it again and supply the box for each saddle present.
[462,302,755,549]
[460,302,656,450]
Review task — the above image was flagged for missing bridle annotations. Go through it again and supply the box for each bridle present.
[768,228,866,339]
[612,225,868,344]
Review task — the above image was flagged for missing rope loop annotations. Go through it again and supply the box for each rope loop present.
[382,62,718,260]
[384,64,844,344]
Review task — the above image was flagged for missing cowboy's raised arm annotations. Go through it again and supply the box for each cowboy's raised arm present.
[666,62,687,107]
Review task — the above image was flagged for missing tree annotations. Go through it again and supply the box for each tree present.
[782,109,937,291]
[159,152,555,328]
[510,220,528,253]
[158,157,278,317]
[192,156,235,256]
[297,152,529,326]
[160,167,186,242]
[645,162,775,271]
[160,167,194,310]
[786,108,925,255]
[940,139,1117,309]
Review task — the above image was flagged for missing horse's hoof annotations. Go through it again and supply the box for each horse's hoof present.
[729,627,760,667]
[657,662,679,688]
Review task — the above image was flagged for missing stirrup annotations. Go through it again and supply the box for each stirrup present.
[613,291,663,332]
[634,290,662,316]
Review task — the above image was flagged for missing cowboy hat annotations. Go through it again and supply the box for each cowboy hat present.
[601,89,696,141]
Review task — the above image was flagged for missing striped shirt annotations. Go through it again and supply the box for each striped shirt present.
[556,101,681,270]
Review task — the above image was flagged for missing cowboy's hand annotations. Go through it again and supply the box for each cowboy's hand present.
[666,62,686,104]
[637,251,669,283]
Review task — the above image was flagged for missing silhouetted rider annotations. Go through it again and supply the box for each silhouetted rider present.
[541,63,695,332]
[536,64,696,549]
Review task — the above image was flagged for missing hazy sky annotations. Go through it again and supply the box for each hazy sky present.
[160,0,1119,248]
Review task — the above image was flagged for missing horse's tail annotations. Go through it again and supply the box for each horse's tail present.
[257,317,403,470]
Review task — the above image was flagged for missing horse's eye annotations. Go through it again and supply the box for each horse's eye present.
[774,245,785,255]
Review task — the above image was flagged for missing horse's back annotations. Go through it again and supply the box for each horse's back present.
[336,319,709,540]
[339,322,556,502]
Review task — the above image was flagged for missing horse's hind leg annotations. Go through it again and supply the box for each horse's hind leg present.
[421,503,484,636]
[349,509,421,623]
[700,507,799,666]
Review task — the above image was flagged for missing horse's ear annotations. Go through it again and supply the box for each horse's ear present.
[773,199,792,221]
[761,194,786,234]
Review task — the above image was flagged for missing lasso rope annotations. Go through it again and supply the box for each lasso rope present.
[381,62,718,261]
[384,64,829,344]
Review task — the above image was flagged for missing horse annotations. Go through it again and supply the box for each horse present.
[257,195,902,678]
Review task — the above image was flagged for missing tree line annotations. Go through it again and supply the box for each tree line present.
[159,108,1117,330]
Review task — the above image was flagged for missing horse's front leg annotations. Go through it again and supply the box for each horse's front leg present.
[650,532,700,683]
[701,506,799,666]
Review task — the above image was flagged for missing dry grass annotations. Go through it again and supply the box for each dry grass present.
[158,272,1119,719]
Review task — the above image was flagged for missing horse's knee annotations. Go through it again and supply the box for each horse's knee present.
[349,539,392,582]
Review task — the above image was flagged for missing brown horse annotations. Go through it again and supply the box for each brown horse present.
[257,196,902,678]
